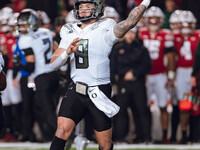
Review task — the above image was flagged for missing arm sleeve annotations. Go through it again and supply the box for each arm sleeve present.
[104,19,119,46]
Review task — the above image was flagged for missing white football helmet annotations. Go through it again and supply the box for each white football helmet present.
[73,0,104,22]
[169,10,182,34]
[180,10,197,35]
[101,6,119,22]
[36,11,51,26]
[0,7,13,32]
[8,13,20,37]
[65,10,79,23]
[17,9,39,34]
[146,6,165,31]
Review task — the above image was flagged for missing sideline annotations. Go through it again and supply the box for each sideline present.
[0,142,200,149]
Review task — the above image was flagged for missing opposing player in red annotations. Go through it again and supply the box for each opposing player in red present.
[139,6,175,143]
[174,10,199,144]
[168,9,183,143]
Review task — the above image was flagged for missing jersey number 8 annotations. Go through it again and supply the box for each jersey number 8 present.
[75,39,89,69]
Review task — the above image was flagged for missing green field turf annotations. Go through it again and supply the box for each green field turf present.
[0,148,200,150]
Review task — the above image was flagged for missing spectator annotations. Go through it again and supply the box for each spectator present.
[110,27,152,143]
[162,0,177,29]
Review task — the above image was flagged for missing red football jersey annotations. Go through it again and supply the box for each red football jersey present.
[4,34,17,69]
[174,32,200,67]
[139,27,174,74]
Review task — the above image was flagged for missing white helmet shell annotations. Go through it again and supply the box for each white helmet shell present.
[169,10,182,23]
[180,10,197,23]
[146,6,164,18]
[65,10,79,23]
[102,6,119,22]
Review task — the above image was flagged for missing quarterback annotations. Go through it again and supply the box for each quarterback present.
[50,0,152,150]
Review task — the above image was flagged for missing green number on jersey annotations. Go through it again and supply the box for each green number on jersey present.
[75,39,89,69]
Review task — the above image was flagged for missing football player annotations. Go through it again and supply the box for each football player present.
[174,10,199,144]
[49,0,152,150]
[169,10,182,34]
[0,7,22,142]
[168,9,183,143]
[16,9,60,142]
[139,6,175,143]
[0,52,6,137]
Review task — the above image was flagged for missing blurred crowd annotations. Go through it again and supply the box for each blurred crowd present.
[0,0,200,146]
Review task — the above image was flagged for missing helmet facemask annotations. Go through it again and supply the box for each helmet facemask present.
[73,0,104,23]
[17,10,39,34]
[180,11,197,35]
[146,6,164,32]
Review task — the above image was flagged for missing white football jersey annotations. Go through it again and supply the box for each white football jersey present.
[18,28,53,78]
[59,19,119,86]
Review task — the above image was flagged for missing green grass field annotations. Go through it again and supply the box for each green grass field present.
[0,148,200,150]
[0,149,197,150]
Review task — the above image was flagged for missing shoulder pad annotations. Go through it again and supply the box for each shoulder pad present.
[100,18,116,27]
[18,35,32,49]
[161,29,172,34]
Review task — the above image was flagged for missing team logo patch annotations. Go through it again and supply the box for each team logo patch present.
[119,49,125,54]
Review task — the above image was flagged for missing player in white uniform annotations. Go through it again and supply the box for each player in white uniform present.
[49,0,152,150]
[16,9,59,141]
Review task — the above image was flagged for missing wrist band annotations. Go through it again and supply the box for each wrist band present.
[141,0,151,8]
[61,51,69,60]
[168,71,175,79]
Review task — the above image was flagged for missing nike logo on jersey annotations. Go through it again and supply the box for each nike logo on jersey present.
[89,88,95,93]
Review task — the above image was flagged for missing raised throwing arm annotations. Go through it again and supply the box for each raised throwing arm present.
[114,0,151,38]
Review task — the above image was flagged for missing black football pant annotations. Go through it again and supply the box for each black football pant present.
[113,79,151,142]
[0,95,5,137]
[34,71,59,141]
[20,76,35,138]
